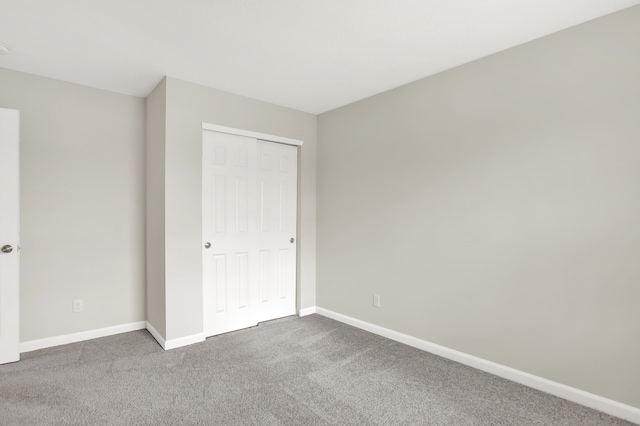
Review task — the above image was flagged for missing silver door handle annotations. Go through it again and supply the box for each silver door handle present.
[290,238,295,243]
[204,242,211,249]
[1,245,13,253]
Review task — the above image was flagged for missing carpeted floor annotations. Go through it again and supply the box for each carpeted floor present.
[0,314,634,425]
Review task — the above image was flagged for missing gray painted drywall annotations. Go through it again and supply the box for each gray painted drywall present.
[145,78,167,338]
[0,68,146,341]
[317,6,640,408]
[163,77,317,340]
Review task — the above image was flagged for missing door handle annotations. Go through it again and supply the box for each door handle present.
[1,245,13,253]
[204,242,211,249]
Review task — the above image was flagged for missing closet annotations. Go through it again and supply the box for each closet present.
[202,127,300,336]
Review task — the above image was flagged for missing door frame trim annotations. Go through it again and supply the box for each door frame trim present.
[202,123,303,147]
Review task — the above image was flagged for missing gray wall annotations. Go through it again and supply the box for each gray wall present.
[145,78,167,337]
[317,6,640,408]
[0,68,146,341]
[160,77,317,340]
[0,67,317,345]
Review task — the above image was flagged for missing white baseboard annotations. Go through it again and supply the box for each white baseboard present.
[164,332,205,350]
[144,321,166,349]
[145,321,205,350]
[298,306,317,317]
[20,321,147,353]
[315,307,640,425]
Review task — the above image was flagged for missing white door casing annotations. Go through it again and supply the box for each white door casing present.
[0,108,20,364]
[202,127,300,337]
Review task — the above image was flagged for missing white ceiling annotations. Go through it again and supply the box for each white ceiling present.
[1,0,639,114]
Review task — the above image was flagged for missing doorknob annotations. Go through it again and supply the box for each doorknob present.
[204,242,211,249]
[290,238,295,243]
[1,245,13,254]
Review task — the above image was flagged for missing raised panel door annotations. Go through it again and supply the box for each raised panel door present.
[203,132,298,337]
[0,108,20,364]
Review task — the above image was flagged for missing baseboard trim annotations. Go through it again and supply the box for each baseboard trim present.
[20,321,147,353]
[145,321,166,349]
[298,306,317,317]
[164,333,206,350]
[144,322,205,350]
[315,307,640,425]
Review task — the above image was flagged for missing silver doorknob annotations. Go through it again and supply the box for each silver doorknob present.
[1,245,13,254]
[204,242,211,249]
[290,238,295,243]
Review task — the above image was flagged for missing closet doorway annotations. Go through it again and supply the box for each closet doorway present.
[202,125,301,337]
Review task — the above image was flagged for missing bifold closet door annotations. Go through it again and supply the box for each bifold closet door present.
[202,130,297,337]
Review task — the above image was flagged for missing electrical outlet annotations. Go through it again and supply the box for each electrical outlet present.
[72,299,83,313]
[373,294,381,308]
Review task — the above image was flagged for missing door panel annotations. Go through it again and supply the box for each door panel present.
[203,131,258,336]
[203,131,298,337]
[0,108,20,364]
[255,140,297,323]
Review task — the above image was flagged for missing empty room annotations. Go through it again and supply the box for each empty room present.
[0,1,639,424]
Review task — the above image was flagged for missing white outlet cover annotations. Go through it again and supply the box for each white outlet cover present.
[373,294,381,308]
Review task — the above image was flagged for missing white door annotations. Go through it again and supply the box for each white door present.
[255,140,298,323]
[0,108,20,364]
[202,130,298,337]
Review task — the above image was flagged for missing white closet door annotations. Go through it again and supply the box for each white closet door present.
[255,140,297,322]
[0,108,20,364]
[202,131,297,337]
